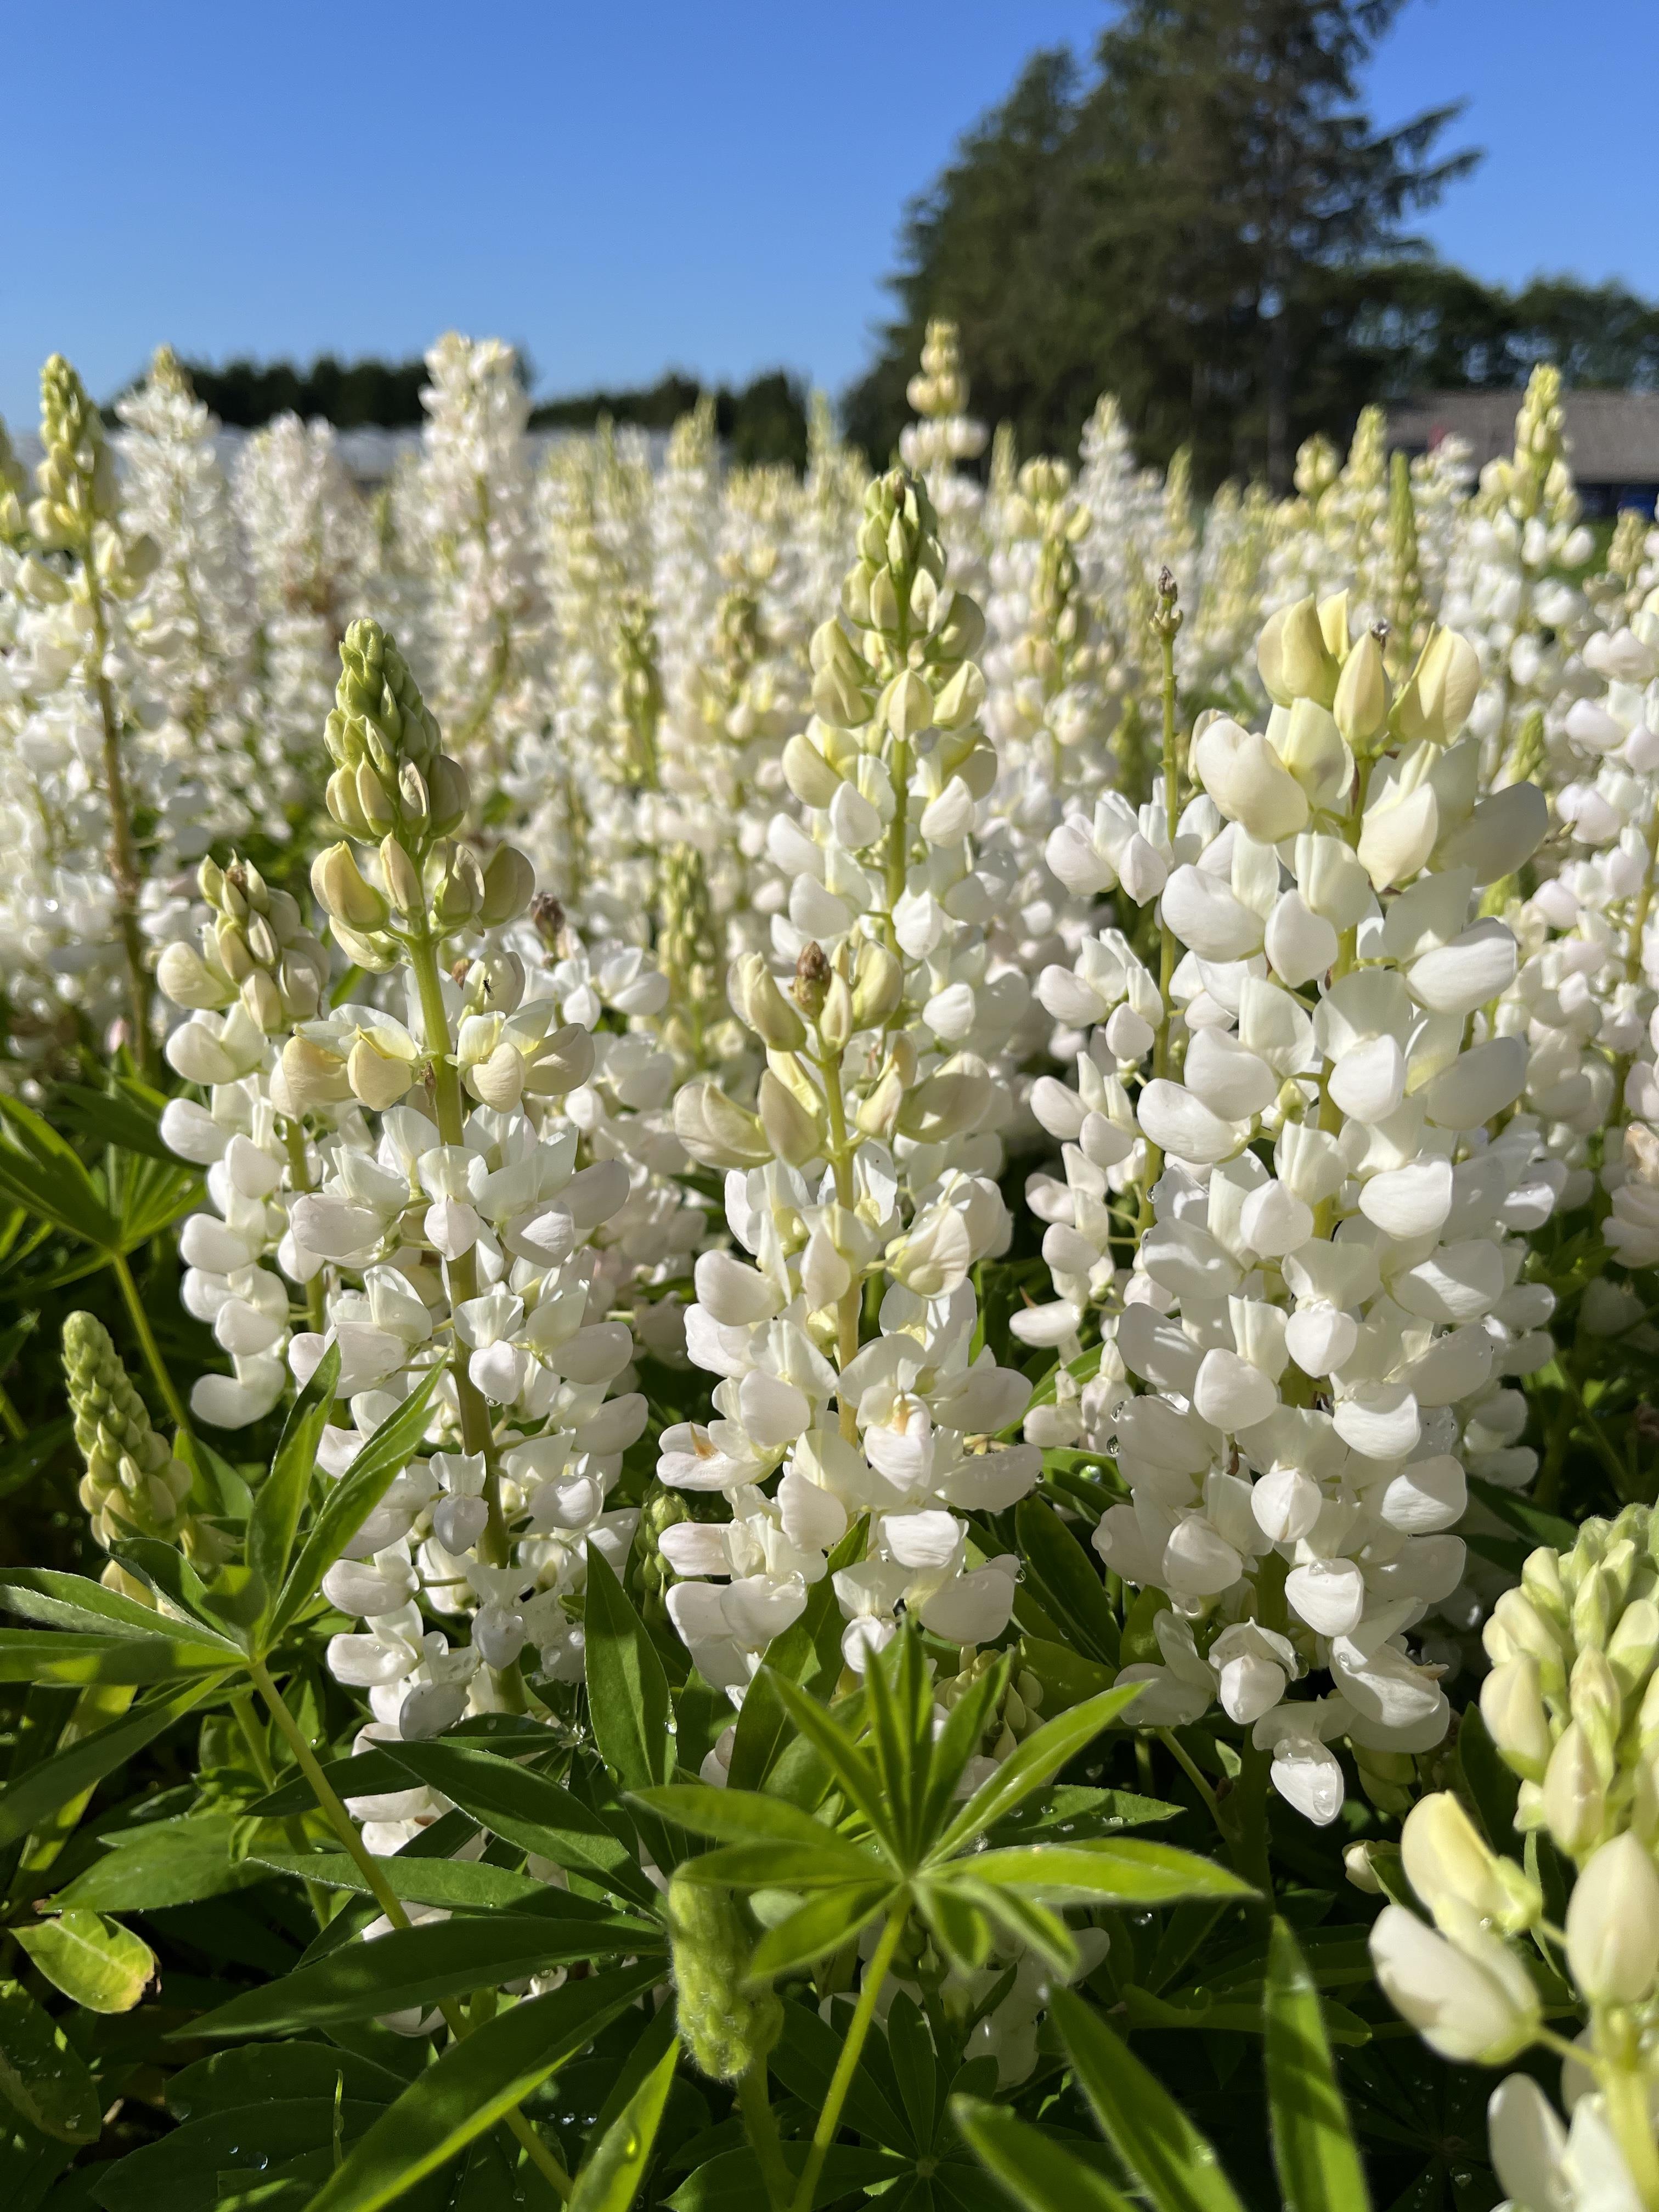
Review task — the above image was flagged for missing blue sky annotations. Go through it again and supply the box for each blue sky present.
[5,0,1657,428]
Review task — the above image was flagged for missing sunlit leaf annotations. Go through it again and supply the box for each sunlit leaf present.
[17,1911,154,2015]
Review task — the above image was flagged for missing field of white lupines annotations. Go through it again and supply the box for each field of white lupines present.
[0,324,1656,2212]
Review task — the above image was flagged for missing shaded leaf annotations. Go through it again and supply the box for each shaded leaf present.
[584,1547,672,1791]
[567,2036,678,2212]
[1052,1988,1245,2212]
[0,1979,101,2144]
[1265,1919,1370,2212]
[953,2098,1136,2212]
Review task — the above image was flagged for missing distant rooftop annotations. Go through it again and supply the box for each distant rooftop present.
[1388,389,1659,498]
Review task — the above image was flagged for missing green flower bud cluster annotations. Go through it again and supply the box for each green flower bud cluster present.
[938,1647,1045,1762]
[906,318,971,423]
[656,844,723,1060]
[627,1479,726,1635]
[1293,432,1340,512]
[611,591,663,791]
[665,1873,783,2083]
[157,855,329,1032]
[1386,449,1426,669]
[0,419,26,548]
[1481,1503,1659,1865]
[1485,363,1576,531]
[324,618,469,854]
[63,1312,196,1555]
[314,623,533,964]
[30,356,120,552]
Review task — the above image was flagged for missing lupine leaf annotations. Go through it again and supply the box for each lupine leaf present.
[1264,1919,1371,2212]
[1052,1988,1246,2212]
[962,1839,1250,1905]
[0,1978,101,2143]
[583,1545,672,1790]
[184,1904,661,2036]
[247,1340,339,1627]
[566,2036,678,2212]
[935,1685,1146,1857]
[301,1962,661,2212]
[953,2098,1137,2212]
[17,1911,154,2014]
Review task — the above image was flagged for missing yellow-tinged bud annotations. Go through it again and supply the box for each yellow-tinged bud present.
[380,835,425,921]
[1258,596,1338,707]
[758,1068,825,1166]
[479,844,535,928]
[851,939,902,1028]
[1333,631,1388,748]
[733,955,806,1050]
[818,970,854,1053]
[782,732,842,809]
[312,844,390,933]
[347,1035,416,1110]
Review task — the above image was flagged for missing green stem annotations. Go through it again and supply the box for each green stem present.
[739,2062,792,2212]
[249,1658,569,2197]
[232,1686,329,1926]
[1156,1726,1223,1830]
[791,1901,907,2212]
[112,1251,195,1451]
[405,929,523,1705]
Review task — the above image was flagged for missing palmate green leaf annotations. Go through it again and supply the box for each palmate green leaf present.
[18,1910,154,2014]
[935,1684,1145,1857]
[387,1739,659,1909]
[584,1545,672,1790]
[770,1995,913,2153]
[48,1076,174,1164]
[265,1368,440,1647]
[1052,1988,1246,2212]
[864,1623,938,1859]
[961,1839,1250,1907]
[247,1340,339,1634]
[916,1658,1008,1843]
[566,2036,678,2212]
[0,1630,230,1686]
[954,2099,1137,2212]
[244,1718,555,1818]
[0,1097,116,1248]
[94,2099,390,2212]
[1264,1920,1371,2212]
[108,1147,204,1249]
[0,1675,227,1849]
[0,1568,241,1654]
[0,1978,101,2145]
[186,1902,662,2037]
[165,2043,407,2122]
[246,1847,544,1913]
[303,1962,661,2212]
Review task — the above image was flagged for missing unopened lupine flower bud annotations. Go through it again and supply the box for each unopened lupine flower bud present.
[479,844,534,928]
[1401,1793,1539,1936]
[734,955,806,1051]
[665,1875,782,2082]
[1565,1833,1659,2005]
[312,843,391,934]
[1333,630,1388,748]
[1369,1903,1540,2065]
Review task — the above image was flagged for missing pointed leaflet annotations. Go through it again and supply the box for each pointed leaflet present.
[1015,1498,1120,1666]
[1052,1989,1246,2212]
[247,1339,339,1627]
[0,1568,240,1652]
[0,1630,229,1685]
[584,1543,672,1790]
[935,1685,1146,1858]
[769,1675,898,1854]
[184,1905,661,2038]
[0,1096,117,1248]
[864,1628,935,1863]
[386,1739,659,1908]
[1264,1920,1371,2212]
[953,2098,1137,2212]
[0,1676,227,1849]
[749,1883,894,1979]
[567,2036,678,2212]
[960,1841,1250,1906]
[245,1849,544,1912]
[266,1367,439,1646]
[0,1978,101,2143]
[917,1658,1008,1844]
[631,1781,882,1878]
[302,1962,661,2212]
